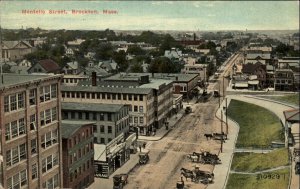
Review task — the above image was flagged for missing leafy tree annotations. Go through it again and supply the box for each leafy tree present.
[206,61,216,78]
[148,57,179,73]
[113,50,128,72]
[95,43,114,60]
[130,62,143,73]
[127,45,146,56]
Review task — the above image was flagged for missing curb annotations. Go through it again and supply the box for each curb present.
[244,95,298,109]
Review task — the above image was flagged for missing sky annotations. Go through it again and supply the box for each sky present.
[0,1,299,31]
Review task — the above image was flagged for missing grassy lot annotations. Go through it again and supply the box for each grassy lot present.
[231,148,289,172]
[227,100,284,148]
[262,94,299,106]
[226,168,290,189]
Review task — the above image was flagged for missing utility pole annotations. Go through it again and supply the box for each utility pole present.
[218,81,221,108]
[225,98,228,134]
[222,76,225,100]
[221,110,223,153]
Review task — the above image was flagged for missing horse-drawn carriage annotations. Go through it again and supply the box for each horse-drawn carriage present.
[180,167,214,184]
[187,151,221,165]
[113,174,128,189]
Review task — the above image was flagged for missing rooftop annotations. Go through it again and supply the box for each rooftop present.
[62,102,125,113]
[61,85,153,94]
[61,120,96,139]
[0,74,61,89]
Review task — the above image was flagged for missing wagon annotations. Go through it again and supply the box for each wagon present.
[113,174,128,189]
[139,151,149,165]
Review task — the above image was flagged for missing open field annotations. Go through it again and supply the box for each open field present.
[226,168,290,189]
[231,148,289,172]
[261,94,299,106]
[227,100,284,148]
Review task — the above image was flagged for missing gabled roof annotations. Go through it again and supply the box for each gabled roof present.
[37,59,60,73]
[283,109,300,122]
[61,120,95,139]
[2,41,32,49]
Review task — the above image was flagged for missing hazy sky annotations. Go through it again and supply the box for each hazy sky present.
[1,1,299,31]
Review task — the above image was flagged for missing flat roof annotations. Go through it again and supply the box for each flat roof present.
[62,102,124,112]
[61,85,152,94]
[106,73,199,82]
[61,120,96,139]
[94,144,106,161]
[0,73,61,89]
[139,79,173,90]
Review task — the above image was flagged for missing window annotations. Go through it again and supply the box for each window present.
[134,106,138,112]
[42,154,58,173]
[93,125,97,132]
[102,93,106,99]
[118,94,121,100]
[85,112,89,120]
[30,114,36,131]
[112,94,116,100]
[107,113,112,121]
[139,95,143,101]
[5,118,26,141]
[41,130,58,149]
[100,113,104,121]
[71,112,75,119]
[31,139,37,154]
[32,163,38,180]
[123,94,127,100]
[129,116,132,123]
[128,94,132,100]
[107,93,111,99]
[129,105,132,112]
[40,108,57,126]
[100,125,105,133]
[139,106,143,113]
[29,89,36,105]
[52,84,58,98]
[7,169,27,189]
[4,93,24,112]
[91,93,95,99]
[140,117,144,124]
[43,174,59,189]
[78,112,82,119]
[6,143,27,167]
[134,95,137,101]
[93,112,97,120]
[134,117,138,123]
[108,126,112,134]
[108,138,112,142]
[40,84,57,103]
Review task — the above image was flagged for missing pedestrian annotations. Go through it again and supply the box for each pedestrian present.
[143,143,146,149]
[139,145,142,152]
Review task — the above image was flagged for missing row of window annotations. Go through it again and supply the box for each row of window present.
[275,79,293,84]
[42,154,59,174]
[70,158,93,182]
[63,111,113,121]
[4,92,24,113]
[69,129,93,149]
[5,118,25,141]
[129,105,143,113]
[62,91,144,101]
[95,137,112,144]
[129,116,144,124]
[6,143,26,167]
[70,142,93,163]
[7,169,27,189]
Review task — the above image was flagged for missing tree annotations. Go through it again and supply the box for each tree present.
[95,43,114,60]
[113,50,128,72]
[130,62,143,73]
[148,57,177,73]
[127,45,146,56]
[206,61,216,78]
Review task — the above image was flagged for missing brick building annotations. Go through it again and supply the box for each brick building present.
[0,74,63,189]
[62,102,129,145]
[61,120,95,189]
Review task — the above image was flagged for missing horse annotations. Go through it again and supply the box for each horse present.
[181,172,195,181]
[180,168,193,175]
[204,133,213,140]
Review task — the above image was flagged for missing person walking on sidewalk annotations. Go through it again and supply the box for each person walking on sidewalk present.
[139,145,142,152]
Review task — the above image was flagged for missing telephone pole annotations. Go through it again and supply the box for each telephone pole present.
[221,110,223,153]
[218,81,221,108]
[225,98,228,134]
[223,76,225,100]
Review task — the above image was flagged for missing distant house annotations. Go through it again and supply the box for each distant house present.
[67,39,85,46]
[274,69,294,91]
[28,59,61,74]
[10,60,32,74]
[164,48,183,59]
[19,59,32,67]
[84,52,96,60]
[62,61,79,75]
[1,40,33,61]
[66,48,75,56]
[98,59,119,72]
[242,62,267,88]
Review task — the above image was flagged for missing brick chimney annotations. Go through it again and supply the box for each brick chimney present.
[92,72,97,86]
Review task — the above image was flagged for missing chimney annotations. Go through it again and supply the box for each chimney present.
[194,33,196,41]
[92,72,97,86]
[176,76,178,81]
[152,72,154,78]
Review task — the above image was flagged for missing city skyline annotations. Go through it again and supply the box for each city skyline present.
[0,1,299,31]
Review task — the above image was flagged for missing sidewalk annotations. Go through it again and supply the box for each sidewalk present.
[138,108,185,141]
[207,98,240,189]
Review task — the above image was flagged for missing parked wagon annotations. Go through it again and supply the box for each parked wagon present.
[139,151,149,165]
[113,174,128,189]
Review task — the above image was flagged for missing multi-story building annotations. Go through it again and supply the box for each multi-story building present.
[62,102,129,144]
[274,69,294,91]
[61,73,173,135]
[0,73,63,189]
[61,120,95,189]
